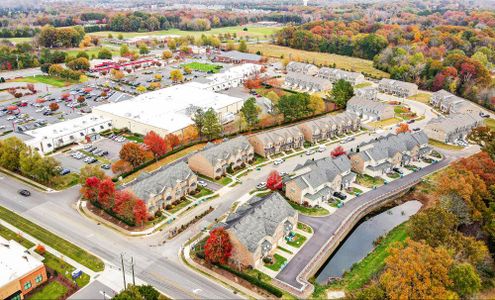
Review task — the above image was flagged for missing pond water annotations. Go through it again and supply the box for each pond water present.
[315,200,422,283]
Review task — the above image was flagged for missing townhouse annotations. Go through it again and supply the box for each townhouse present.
[188,136,254,179]
[346,96,395,121]
[285,156,356,206]
[123,161,197,214]
[424,113,483,143]
[286,61,319,75]
[349,131,431,177]
[298,112,361,143]
[248,125,304,157]
[355,86,378,101]
[317,67,365,85]
[284,72,332,92]
[378,78,418,97]
[430,90,480,115]
[225,192,298,268]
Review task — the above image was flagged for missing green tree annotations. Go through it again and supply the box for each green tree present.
[138,43,149,55]
[136,285,160,300]
[265,91,280,104]
[449,263,481,298]
[238,40,248,53]
[169,69,184,82]
[79,164,105,185]
[97,48,112,59]
[330,79,354,108]
[240,97,260,129]
[76,51,89,59]
[0,137,27,171]
[167,39,176,51]
[408,207,457,248]
[113,284,144,300]
[277,93,313,122]
[67,57,90,71]
[353,33,388,60]
[193,108,222,140]
[120,44,130,57]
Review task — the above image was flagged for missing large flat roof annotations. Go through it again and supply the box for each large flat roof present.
[0,237,44,287]
[93,84,243,133]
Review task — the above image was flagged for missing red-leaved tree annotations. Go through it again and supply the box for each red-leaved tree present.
[144,131,168,159]
[396,123,410,134]
[98,178,116,210]
[331,146,346,158]
[133,199,148,226]
[80,177,101,201]
[204,227,232,264]
[165,133,180,149]
[266,170,283,190]
[113,190,135,222]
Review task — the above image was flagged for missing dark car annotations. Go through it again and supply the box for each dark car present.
[18,189,31,197]
[333,191,347,200]
[392,167,404,175]
[406,119,415,124]
[101,164,110,170]
[59,168,71,176]
[412,128,421,131]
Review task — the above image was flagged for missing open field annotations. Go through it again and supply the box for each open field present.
[485,118,495,130]
[65,47,120,59]
[367,117,401,129]
[0,224,35,248]
[182,62,222,73]
[428,139,463,151]
[407,93,431,104]
[248,44,390,78]
[0,206,105,272]
[12,75,77,87]
[4,37,33,43]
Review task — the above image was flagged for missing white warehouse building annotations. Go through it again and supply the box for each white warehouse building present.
[93,84,244,137]
[24,114,112,154]
[188,63,262,92]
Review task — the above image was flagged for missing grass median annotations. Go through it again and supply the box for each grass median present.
[0,206,104,272]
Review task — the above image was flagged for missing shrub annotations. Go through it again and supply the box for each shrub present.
[35,244,46,255]
[216,264,283,297]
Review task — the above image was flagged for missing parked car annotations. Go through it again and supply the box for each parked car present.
[256,182,267,190]
[406,119,415,124]
[392,167,403,175]
[340,137,355,144]
[18,189,31,197]
[101,164,110,170]
[87,158,97,164]
[318,145,326,152]
[412,128,421,131]
[305,150,315,156]
[59,168,71,176]
[273,158,284,165]
[198,180,208,187]
[333,191,347,200]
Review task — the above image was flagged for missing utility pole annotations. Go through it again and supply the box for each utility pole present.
[131,256,136,285]
[120,253,126,290]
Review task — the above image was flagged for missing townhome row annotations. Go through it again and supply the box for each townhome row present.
[430,89,480,116]
[224,192,298,268]
[317,67,365,85]
[378,78,418,97]
[423,113,484,143]
[349,131,431,177]
[346,96,395,121]
[284,72,332,92]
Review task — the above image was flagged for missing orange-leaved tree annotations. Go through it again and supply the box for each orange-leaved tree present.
[204,227,232,265]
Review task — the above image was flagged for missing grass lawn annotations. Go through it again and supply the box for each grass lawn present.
[485,118,495,130]
[166,199,192,214]
[265,253,287,271]
[248,44,389,79]
[297,222,313,234]
[328,223,408,291]
[367,117,401,129]
[0,206,104,272]
[354,82,373,89]
[5,37,33,43]
[182,62,222,73]
[428,139,463,151]
[277,246,293,254]
[407,93,431,104]
[286,233,307,248]
[386,172,400,179]
[123,134,144,143]
[252,154,269,165]
[29,281,68,300]
[288,201,329,216]
[12,75,76,88]
[348,187,364,194]
[192,186,213,199]
[39,251,90,287]
[0,224,35,248]
[121,143,206,184]
[393,106,409,114]
[50,173,80,190]
[65,47,120,59]
[356,174,385,188]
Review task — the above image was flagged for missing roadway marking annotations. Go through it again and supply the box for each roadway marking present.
[193,288,202,294]
[99,291,112,299]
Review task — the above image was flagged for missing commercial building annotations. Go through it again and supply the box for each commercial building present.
[298,112,360,143]
[346,96,395,121]
[189,63,261,92]
[93,84,244,137]
[286,62,319,76]
[213,51,262,64]
[317,67,365,85]
[248,125,304,157]
[24,114,112,154]
[0,237,48,300]
[284,72,332,92]
[424,113,483,143]
[188,136,254,179]
[123,161,197,214]
[378,79,418,97]
[285,156,356,206]
[225,192,298,268]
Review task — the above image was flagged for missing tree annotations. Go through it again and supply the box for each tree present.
[396,123,410,134]
[240,97,260,129]
[138,43,149,55]
[408,207,457,248]
[162,50,172,60]
[330,79,354,108]
[97,48,112,59]
[164,134,180,150]
[80,177,101,202]
[183,66,192,75]
[136,285,160,300]
[440,193,472,226]
[79,164,105,184]
[49,102,59,111]
[136,86,147,93]
[265,91,280,104]
[331,146,346,158]
[133,199,148,226]
[154,74,162,81]
[67,57,90,71]
[167,39,176,51]
[113,284,144,300]
[449,263,481,298]
[266,170,283,190]
[112,160,133,175]
[170,69,184,82]
[277,93,313,122]
[97,178,115,209]
[0,137,27,171]
[199,108,222,140]
[113,190,136,222]
[144,131,167,159]
[309,94,325,115]
[204,227,232,264]
[111,69,125,80]
[380,239,454,300]
[120,143,146,168]
[120,44,130,57]
[238,40,247,53]
[48,64,64,77]
[244,78,262,89]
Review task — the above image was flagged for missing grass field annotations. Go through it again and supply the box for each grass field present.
[485,118,495,130]
[287,233,307,248]
[192,186,214,198]
[354,82,373,89]
[12,75,76,87]
[407,93,431,104]
[248,44,389,79]
[65,47,120,59]
[4,37,33,43]
[182,62,222,73]
[40,251,90,287]
[0,206,105,272]
[428,139,464,151]
[356,174,385,188]
[367,117,401,129]
[0,224,35,248]
[29,281,68,300]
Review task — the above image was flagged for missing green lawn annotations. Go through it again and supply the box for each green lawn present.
[39,251,90,287]
[0,224,35,248]
[182,62,222,73]
[252,154,269,165]
[407,93,431,104]
[265,254,287,271]
[328,223,408,291]
[50,173,80,191]
[356,174,385,188]
[354,82,373,89]
[288,201,329,216]
[277,246,293,254]
[12,75,76,88]
[348,187,363,194]
[166,199,192,214]
[192,187,214,198]
[287,233,307,248]
[29,281,68,300]
[428,139,463,151]
[485,118,495,130]
[297,222,313,234]
[65,47,120,59]
[367,117,401,129]
[199,175,233,186]
[0,206,104,272]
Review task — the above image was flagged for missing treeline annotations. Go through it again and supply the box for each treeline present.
[0,27,39,38]
[37,25,85,48]
[0,43,39,70]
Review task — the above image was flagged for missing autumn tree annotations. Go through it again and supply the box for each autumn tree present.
[170,69,184,82]
[111,69,125,80]
[408,207,458,248]
[119,143,146,168]
[113,190,136,222]
[98,178,116,210]
[0,137,27,171]
[162,50,173,60]
[396,123,410,134]
[164,133,180,150]
[133,199,148,226]
[49,102,59,111]
[79,164,106,184]
[80,176,101,202]
[309,94,325,115]
[331,146,346,158]
[238,40,247,53]
[449,263,481,298]
[204,227,232,264]
[112,159,133,175]
[380,239,455,300]
[244,77,262,89]
[144,131,167,159]
[267,170,283,190]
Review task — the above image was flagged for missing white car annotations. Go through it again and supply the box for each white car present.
[256,182,267,190]
[273,158,284,165]
[6,116,16,121]
[318,145,326,152]
[305,150,315,156]
[197,180,208,187]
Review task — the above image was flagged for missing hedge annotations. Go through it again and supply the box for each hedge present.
[216,264,283,298]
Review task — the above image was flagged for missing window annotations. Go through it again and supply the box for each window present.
[35,274,43,283]
[24,281,32,290]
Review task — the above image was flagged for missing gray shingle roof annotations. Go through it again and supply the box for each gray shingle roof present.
[219,50,262,62]
[354,132,428,162]
[197,136,251,165]
[255,125,303,145]
[291,156,352,189]
[286,61,317,74]
[346,96,391,114]
[225,192,296,253]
